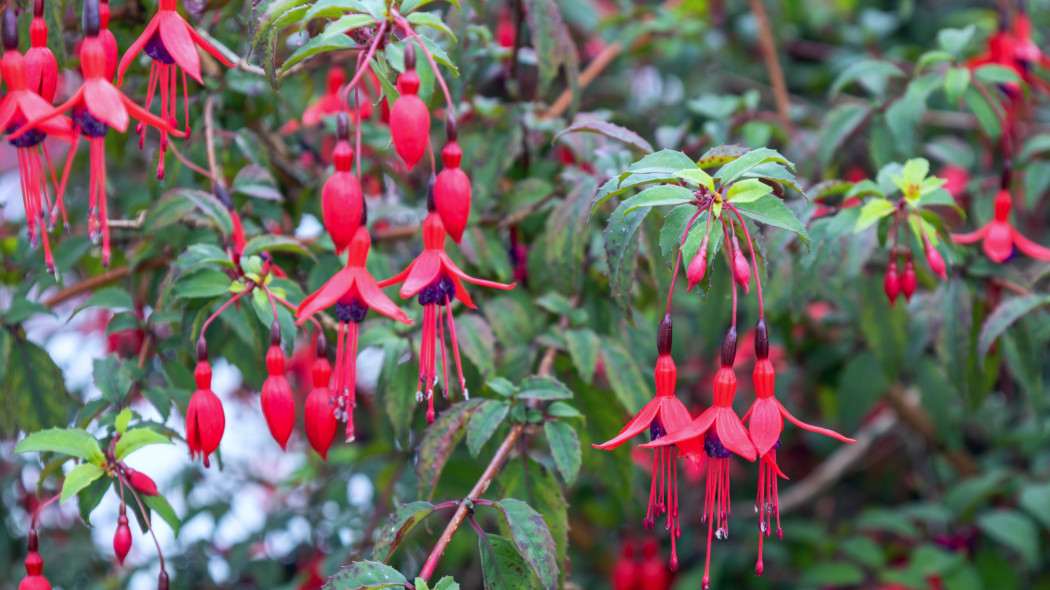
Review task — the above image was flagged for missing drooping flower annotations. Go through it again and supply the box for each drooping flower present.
[883,261,900,307]
[953,188,1050,263]
[378,204,514,423]
[741,320,854,576]
[389,43,430,169]
[304,335,338,459]
[297,225,413,440]
[643,328,757,588]
[434,116,471,243]
[323,114,364,254]
[186,341,225,467]
[113,503,131,565]
[24,0,58,102]
[19,529,51,590]
[115,0,234,178]
[0,12,76,274]
[261,323,295,449]
[595,315,704,571]
[11,0,185,267]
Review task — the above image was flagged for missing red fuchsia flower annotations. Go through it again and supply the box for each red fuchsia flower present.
[938,165,969,200]
[297,225,413,441]
[637,538,673,590]
[261,323,296,449]
[12,0,185,267]
[611,541,640,590]
[643,328,757,588]
[19,529,51,590]
[98,0,118,81]
[901,260,917,302]
[686,235,709,292]
[389,44,430,170]
[434,117,471,243]
[113,503,131,565]
[304,336,338,459]
[378,206,515,423]
[186,341,225,467]
[0,12,76,274]
[24,0,58,102]
[116,0,234,178]
[594,316,704,571]
[953,188,1050,263]
[323,114,364,254]
[741,320,855,576]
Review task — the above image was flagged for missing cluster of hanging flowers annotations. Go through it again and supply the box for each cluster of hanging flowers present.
[3,0,229,272]
[594,195,855,586]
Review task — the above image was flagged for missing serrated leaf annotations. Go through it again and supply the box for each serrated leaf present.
[563,329,600,383]
[554,120,653,153]
[600,341,649,415]
[323,560,409,590]
[543,421,580,485]
[415,400,482,500]
[715,148,793,185]
[819,104,870,166]
[115,428,174,460]
[467,400,511,456]
[604,202,648,319]
[494,499,559,589]
[15,428,105,465]
[372,501,436,562]
[732,195,810,244]
[60,463,104,503]
[522,0,578,100]
[478,534,534,590]
[697,144,749,168]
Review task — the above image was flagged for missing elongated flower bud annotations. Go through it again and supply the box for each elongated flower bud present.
[261,323,295,449]
[25,0,57,102]
[732,246,751,294]
[304,336,337,458]
[924,237,947,280]
[884,262,900,307]
[186,347,225,468]
[125,468,159,496]
[901,260,917,302]
[434,139,471,244]
[113,505,131,565]
[323,113,364,253]
[389,44,430,169]
[686,238,708,292]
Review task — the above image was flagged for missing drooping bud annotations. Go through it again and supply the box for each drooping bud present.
[732,241,751,294]
[186,358,224,467]
[113,504,131,565]
[901,260,917,302]
[754,319,769,360]
[322,117,364,254]
[157,570,169,590]
[657,314,673,356]
[434,140,471,243]
[304,335,337,458]
[125,468,159,496]
[721,326,738,368]
[924,237,947,280]
[884,261,900,307]
[26,0,58,102]
[389,43,430,169]
[261,324,295,449]
[686,237,709,292]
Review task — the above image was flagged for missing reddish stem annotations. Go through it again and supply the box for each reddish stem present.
[724,203,765,319]
[200,285,253,338]
[340,20,389,111]
[665,206,707,315]
[395,17,454,112]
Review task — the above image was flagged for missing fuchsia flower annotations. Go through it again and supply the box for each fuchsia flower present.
[0,11,75,274]
[303,336,338,459]
[185,341,225,467]
[116,0,234,178]
[953,188,1050,263]
[594,315,704,571]
[378,206,514,423]
[389,44,429,169]
[261,324,295,449]
[322,114,364,254]
[12,0,185,267]
[643,328,757,589]
[741,320,854,575]
[19,529,51,590]
[98,0,118,81]
[297,225,413,441]
[434,117,471,243]
[24,0,58,102]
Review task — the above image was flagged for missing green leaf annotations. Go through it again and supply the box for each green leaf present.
[498,457,568,580]
[241,235,313,258]
[406,12,456,40]
[714,148,793,186]
[944,66,971,104]
[173,269,233,299]
[977,295,1050,366]
[143,494,181,537]
[115,408,132,435]
[726,178,773,204]
[802,563,865,586]
[963,85,1003,141]
[854,198,897,232]
[156,189,234,235]
[467,400,511,457]
[3,298,55,325]
[454,314,497,377]
[554,120,653,153]
[372,501,436,562]
[431,577,459,590]
[1019,483,1050,532]
[830,59,905,99]
[415,400,482,500]
[697,144,749,168]
[379,339,415,447]
[1019,133,1050,162]
[281,22,364,74]
[545,178,595,293]
[522,0,579,100]
[915,49,954,74]
[563,329,600,383]
[603,201,648,319]
[486,377,517,398]
[543,421,581,485]
[177,244,235,274]
[974,64,1023,86]
[115,428,174,460]
[304,0,374,21]
[619,184,694,216]
[71,287,135,319]
[732,195,810,244]
[977,510,1041,568]
[400,0,458,13]
[15,428,105,466]
[518,376,572,400]
[93,355,136,405]
[478,534,535,590]
[323,561,410,590]
[0,334,74,438]
[841,536,886,568]
[938,25,976,57]
[494,499,559,590]
[819,103,870,166]
[60,463,105,503]
[600,340,649,415]
[78,476,111,525]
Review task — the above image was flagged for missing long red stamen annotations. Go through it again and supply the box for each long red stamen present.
[438,302,450,399]
[345,321,358,442]
[444,295,467,397]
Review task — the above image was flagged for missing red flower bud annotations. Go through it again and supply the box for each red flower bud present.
[126,468,159,496]
[322,162,364,254]
[732,249,751,294]
[884,262,900,307]
[901,261,917,302]
[25,2,57,102]
[261,345,295,450]
[113,507,131,565]
[686,243,708,292]
[434,141,471,243]
[389,50,430,169]
[19,549,50,590]
[304,356,337,459]
[925,238,947,280]
[157,570,169,590]
[186,359,225,468]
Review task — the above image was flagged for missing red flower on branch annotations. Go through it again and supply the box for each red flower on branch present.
[185,342,225,467]
[953,188,1050,263]
[594,316,703,571]
[261,324,295,450]
[304,336,338,459]
[19,529,51,590]
[1,11,75,274]
[12,0,185,267]
[116,0,234,178]
[378,206,514,423]
[297,226,413,441]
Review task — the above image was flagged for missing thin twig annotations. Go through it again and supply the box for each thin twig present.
[204,96,221,190]
[748,0,794,133]
[42,256,172,308]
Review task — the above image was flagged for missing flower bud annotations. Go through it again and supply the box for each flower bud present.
[305,355,338,458]
[126,468,159,496]
[157,570,169,590]
[186,360,224,467]
[901,260,917,302]
[113,505,131,565]
[389,60,430,168]
[924,237,947,280]
[732,248,751,294]
[261,345,295,450]
[686,239,708,292]
[884,262,900,307]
